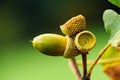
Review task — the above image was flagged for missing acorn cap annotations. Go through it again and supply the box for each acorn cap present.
[32,33,67,56]
[75,31,96,53]
[60,15,86,37]
[63,36,81,58]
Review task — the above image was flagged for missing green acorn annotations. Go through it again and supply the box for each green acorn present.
[32,33,67,56]
[32,33,81,58]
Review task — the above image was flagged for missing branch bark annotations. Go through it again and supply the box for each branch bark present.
[69,58,82,80]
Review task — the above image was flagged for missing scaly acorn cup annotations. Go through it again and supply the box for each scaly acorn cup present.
[32,33,67,56]
[63,36,81,58]
[75,31,96,53]
[60,15,86,37]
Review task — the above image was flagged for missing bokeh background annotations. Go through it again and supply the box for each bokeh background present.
[0,0,120,80]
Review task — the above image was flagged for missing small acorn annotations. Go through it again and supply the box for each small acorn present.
[32,33,81,58]
[60,15,86,37]
[75,31,96,53]
[32,33,67,56]
[32,15,94,58]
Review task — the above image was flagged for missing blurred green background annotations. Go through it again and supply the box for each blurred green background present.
[0,0,119,80]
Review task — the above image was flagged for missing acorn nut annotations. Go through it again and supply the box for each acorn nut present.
[32,33,67,56]
[32,33,81,58]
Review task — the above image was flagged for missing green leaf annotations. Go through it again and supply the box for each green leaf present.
[108,0,120,8]
[111,30,120,47]
[103,9,120,40]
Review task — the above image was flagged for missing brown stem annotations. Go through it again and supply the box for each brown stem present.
[69,58,82,80]
[81,53,87,79]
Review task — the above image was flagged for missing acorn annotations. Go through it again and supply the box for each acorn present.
[74,31,96,53]
[32,33,81,58]
[60,15,86,37]
[32,15,94,58]
[32,33,67,56]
